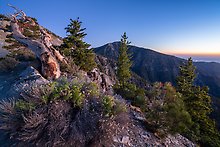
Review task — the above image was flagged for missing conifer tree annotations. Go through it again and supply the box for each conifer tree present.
[61,18,96,71]
[176,57,195,96]
[117,32,132,87]
[176,57,220,146]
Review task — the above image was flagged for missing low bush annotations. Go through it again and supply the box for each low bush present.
[59,57,79,74]
[10,48,36,61]
[0,76,127,146]
[3,40,25,50]
[102,95,115,116]
[114,82,147,109]
[82,82,100,98]
[145,82,192,137]
[102,95,127,116]
[0,57,18,72]
[15,100,36,111]
[41,79,85,108]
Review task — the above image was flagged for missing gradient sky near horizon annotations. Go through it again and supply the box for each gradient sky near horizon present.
[1,0,220,55]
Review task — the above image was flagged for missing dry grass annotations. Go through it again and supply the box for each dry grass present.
[0,78,128,146]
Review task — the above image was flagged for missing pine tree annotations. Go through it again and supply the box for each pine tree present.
[60,18,96,71]
[176,57,195,97]
[117,32,132,87]
[176,57,220,146]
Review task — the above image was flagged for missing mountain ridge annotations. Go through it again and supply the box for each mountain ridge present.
[94,41,220,98]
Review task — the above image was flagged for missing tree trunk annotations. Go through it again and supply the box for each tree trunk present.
[8,5,65,79]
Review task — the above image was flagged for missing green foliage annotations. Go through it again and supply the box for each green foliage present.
[177,57,220,146]
[23,26,41,39]
[40,79,101,108]
[18,20,41,39]
[9,48,36,61]
[102,95,127,117]
[176,57,196,96]
[102,95,115,116]
[59,57,78,73]
[82,82,100,98]
[133,88,146,109]
[15,100,36,111]
[114,100,127,114]
[29,17,38,23]
[23,29,33,37]
[145,82,192,137]
[117,32,132,87]
[60,18,96,72]
[70,85,84,107]
[3,40,25,50]
[3,37,35,62]
[114,83,137,100]
[114,82,147,109]
[73,48,96,71]
[0,57,18,72]
[47,80,85,108]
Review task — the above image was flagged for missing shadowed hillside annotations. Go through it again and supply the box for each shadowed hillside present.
[94,42,220,98]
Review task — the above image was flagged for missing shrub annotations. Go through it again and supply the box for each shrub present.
[10,48,36,61]
[19,22,41,40]
[114,83,137,100]
[114,82,147,109]
[102,95,127,117]
[70,85,84,107]
[59,57,79,74]
[47,80,85,107]
[15,100,36,111]
[102,95,115,116]
[3,40,25,50]
[0,77,127,146]
[113,100,127,115]
[82,82,100,98]
[133,88,146,109]
[145,82,192,137]
[0,57,18,72]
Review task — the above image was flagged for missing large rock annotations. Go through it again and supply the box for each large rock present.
[2,66,48,99]
[10,66,48,97]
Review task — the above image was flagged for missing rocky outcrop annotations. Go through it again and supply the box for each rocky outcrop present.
[6,5,66,79]
[12,66,48,90]
[97,95,196,147]
[88,68,114,95]
[6,66,48,99]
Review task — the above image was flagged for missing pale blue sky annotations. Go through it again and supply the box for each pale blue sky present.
[1,0,220,54]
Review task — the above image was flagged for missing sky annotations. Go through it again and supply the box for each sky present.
[1,0,220,56]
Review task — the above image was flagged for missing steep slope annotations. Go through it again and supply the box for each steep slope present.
[0,14,196,146]
[94,42,220,98]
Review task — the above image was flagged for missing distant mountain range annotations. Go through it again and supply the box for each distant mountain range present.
[94,42,220,98]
